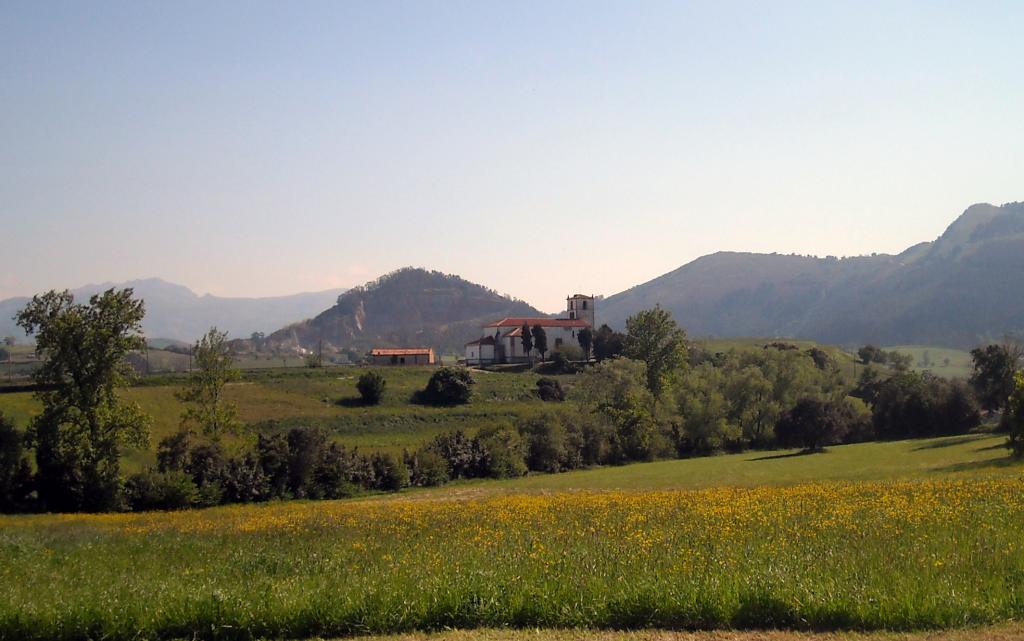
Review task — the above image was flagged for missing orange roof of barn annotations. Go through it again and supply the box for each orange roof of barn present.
[484,317,589,329]
[370,348,434,356]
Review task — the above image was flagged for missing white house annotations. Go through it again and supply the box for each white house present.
[465,294,595,365]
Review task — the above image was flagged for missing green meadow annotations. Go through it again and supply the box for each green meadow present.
[0,366,573,468]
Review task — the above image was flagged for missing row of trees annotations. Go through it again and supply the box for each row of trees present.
[125,426,409,511]
[857,344,913,370]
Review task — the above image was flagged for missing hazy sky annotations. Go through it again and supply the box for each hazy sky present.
[2,2,1022,312]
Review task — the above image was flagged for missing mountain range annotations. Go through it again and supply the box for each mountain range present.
[599,202,1024,348]
[3,202,1022,351]
[0,278,346,343]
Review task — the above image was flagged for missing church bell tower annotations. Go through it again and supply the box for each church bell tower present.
[566,294,596,327]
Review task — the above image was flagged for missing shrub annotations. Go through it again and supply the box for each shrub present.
[418,367,474,406]
[257,432,291,498]
[220,454,268,503]
[406,450,450,487]
[156,430,191,472]
[311,444,367,499]
[356,371,386,405]
[287,426,328,498]
[536,377,565,402]
[550,344,584,373]
[476,426,528,478]
[425,430,484,479]
[371,452,409,492]
[185,441,226,485]
[518,415,570,473]
[124,470,198,511]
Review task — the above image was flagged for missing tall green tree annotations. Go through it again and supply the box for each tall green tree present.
[970,344,1018,414]
[520,322,533,361]
[531,325,548,362]
[177,327,241,440]
[0,412,34,512]
[15,289,151,512]
[1004,371,1024,457]
[624,305,688,399]
[577,327,593,361]
[592,324,625,361]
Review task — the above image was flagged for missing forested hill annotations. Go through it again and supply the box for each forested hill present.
[599,202,1024,348]
[0,278,346,343]
[265,268,542,353]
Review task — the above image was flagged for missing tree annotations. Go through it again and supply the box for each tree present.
[774,397,848,452]
[592,324,625,361]
[419,367,474,405]
[531,325,548,362]
[723,364,779,447]
[858,345,886,365]
[572,357,659,462]
[577,327,593,361]
[624,305,688,399]
[0,412,34,512]
[970,344,1017,414]
[177,327,241,440]
[520,323,533,361]
[0,347,7,362]
[15,289,150,512]
[673,363,739,454]
[2,336,14,347]
[871,372,979,440]
[888,352,913,372]
[1004,372,1024,457]
[356,371,386,405]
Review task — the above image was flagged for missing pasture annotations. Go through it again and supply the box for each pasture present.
[2,476,1023,639]
[454,433,1018,493]
[0,366,570,468]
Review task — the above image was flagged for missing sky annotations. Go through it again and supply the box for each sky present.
[2,2,1022,313]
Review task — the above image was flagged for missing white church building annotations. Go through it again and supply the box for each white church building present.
[465,294,595,366]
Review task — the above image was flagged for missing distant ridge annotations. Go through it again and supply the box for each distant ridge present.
[599,202,1024,348]
[0,278,346,343]
[265,267,542,353]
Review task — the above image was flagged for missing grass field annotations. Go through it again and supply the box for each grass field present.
[344,626,1024,641]
[0,367,571,469]
[453,434,1018,494]
[2,474,1023,639]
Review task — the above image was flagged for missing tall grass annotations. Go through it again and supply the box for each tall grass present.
[2,478,1023,640]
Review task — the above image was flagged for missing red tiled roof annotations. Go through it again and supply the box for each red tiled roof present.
[370,348,433,356]
[484,317,589,329]
[464,336,496,346]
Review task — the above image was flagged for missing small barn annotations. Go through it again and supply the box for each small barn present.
[464,335,496,366]
[369,347,435,366]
